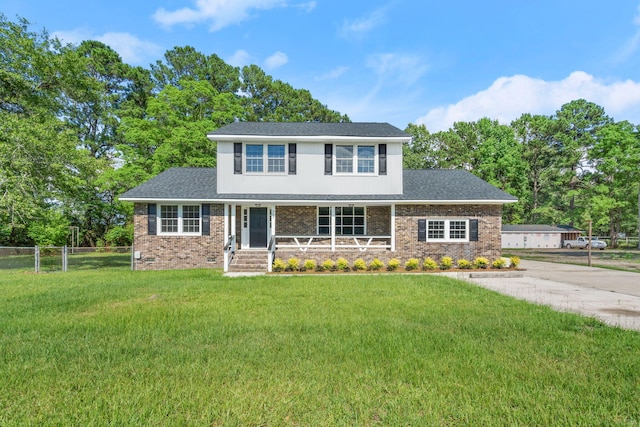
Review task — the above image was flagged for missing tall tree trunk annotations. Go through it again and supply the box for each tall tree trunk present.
[638,182,640,249]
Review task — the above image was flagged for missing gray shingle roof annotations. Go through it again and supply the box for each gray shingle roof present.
[120,167,517,203]
[207,122,409,138]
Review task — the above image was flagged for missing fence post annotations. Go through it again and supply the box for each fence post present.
[130,245,135,271]
[35,245,40,273]
[63,245,68,272]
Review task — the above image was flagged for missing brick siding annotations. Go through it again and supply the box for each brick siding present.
[132,203,503,270]
[132,203,225,270]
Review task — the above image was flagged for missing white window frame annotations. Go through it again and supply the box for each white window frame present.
[317,206,367,236]
[159,204,201,235]
[426,219,469,242]
[333,144,377,175]
[244,143,287,174]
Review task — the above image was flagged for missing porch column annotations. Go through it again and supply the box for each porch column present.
[223,204,230,273]
[270,206,276,239]
[224,203,229,241]
[330,206,336,251]
[390,204,396,252]
[230,204,237,244]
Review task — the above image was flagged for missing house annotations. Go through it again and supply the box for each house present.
[501,224,581,249]
[120,122,517,272]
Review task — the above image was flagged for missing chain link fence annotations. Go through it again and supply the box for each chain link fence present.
[0,246,133,273]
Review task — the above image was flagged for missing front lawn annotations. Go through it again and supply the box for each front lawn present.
[1,270,639,425]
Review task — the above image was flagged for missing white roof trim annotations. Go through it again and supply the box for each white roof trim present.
[207,134,411,144]
[120,197,516,205]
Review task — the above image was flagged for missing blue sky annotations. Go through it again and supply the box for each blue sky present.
[5,1,640,130]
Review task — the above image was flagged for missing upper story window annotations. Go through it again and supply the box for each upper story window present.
[334,144,376,175]
[246,144,264,172]
[357,146,375,173]
[159,205,201,235]
[244,144,287,174]
[336,145,354,173]
[268,145,285,172]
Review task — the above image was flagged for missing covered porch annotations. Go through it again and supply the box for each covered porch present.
[222,204,396,272]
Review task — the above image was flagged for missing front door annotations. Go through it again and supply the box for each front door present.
[249,207,268,248]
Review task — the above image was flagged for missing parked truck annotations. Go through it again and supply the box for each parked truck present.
[563,236,607,250]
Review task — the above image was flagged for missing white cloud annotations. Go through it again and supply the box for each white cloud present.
[52,29,161,65]
[416,71,640,132]
[98,33,163,65]
[315,66,350,81]
[612,4,640,63]
[153,0,288,31]
[264,51,288,69]
[52,29,90,46]
[367,53,428,86]
[294,1,317,13]
[340,7,387,39]
[227,49,251,67]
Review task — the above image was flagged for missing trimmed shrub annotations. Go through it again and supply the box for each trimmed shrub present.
[303,259,317,271]
[457,259,472,269]
[336,257,350,271]
[405,258,420,271]
[387,258,400,271]
[510,256,521,269]
[353,258,367,271]
[473,256,489,269]
[423,257,438,271]
[369,258,385,271]
[440,256,454,270]
[492,258,507,269]
[287,257,301,271]
[322,259,336,271]
[272,258,287,272]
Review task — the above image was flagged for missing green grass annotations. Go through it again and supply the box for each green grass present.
[1,270,639,425]
[0,251,131,272]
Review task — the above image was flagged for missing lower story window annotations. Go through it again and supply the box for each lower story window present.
[160,205,201,235]
[318,206,366,235]
[427,219,468,241]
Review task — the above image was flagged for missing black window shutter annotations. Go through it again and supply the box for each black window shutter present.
[324,144,332,175]
[379,144,387,175]
[418,219,426,242]
[470,219,479,241]
[148,203,157,235]
[288,143,297,175]
[202,204,210,236]
[234,143,242,174]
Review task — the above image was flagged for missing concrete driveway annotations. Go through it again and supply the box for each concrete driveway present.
[464,260,640,331]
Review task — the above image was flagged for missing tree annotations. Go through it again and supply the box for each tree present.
[511,113,559,223]
[470,118,525,222]
[403,123,437,169]
[589,121,640,246]
[240,65,348,122]
[0,15,82,245]
[120,78,243,175]
[150,46,241,94]
[552,99,612,226]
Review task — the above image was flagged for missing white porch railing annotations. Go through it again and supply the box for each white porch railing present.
[223,234,236,272]
[267,235,276,272]
[275,235,392,252]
